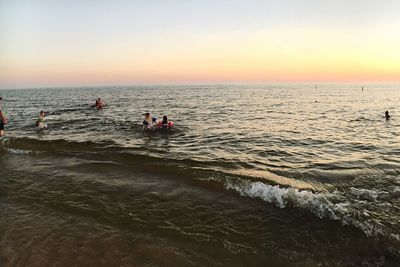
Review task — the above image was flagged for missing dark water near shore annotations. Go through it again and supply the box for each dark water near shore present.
[1,84,400,266]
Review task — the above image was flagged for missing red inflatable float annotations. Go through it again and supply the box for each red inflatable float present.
[157,121,174,129]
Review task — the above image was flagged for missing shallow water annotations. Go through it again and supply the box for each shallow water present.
[0,84,400,266]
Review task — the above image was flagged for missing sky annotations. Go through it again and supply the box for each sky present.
[1,0,400,88]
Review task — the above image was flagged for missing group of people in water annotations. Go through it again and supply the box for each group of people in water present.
[0,95,394,138]
[142,112,174,130]
[90,99,174,130]
[0,97,175,137]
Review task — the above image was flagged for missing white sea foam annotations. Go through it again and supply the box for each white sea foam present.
[5,148,32,155]
[225,180,344,220]
[350,187,388,201]
[223,178,396,240]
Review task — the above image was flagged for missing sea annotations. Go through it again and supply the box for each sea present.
[0,84,399,266]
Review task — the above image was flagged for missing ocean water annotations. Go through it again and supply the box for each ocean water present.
[0,84,399,266]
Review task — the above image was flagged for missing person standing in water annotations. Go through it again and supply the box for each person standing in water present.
[0,97,8,137]
[35,111,47,128]
[142,112,157,130]
[93,98,105,109]
[97,98,104,109]
[385,111,391,120]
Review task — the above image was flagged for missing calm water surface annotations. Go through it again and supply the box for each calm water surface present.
[0,84,399,266]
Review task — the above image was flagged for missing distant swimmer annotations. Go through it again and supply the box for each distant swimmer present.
[93,98,105,109]
[0,97,9,137]
[157,115,174,129]
[35,110,47,129]
[142,112,157,130]
[385,111,391,120]
[96,98,105,109]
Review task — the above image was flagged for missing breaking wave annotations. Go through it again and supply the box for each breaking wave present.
[220,176,400,252]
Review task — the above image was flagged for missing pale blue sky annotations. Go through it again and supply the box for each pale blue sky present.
[2,0,399,36]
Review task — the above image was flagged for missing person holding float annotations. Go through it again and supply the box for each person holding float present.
[143,113,174,131]
[157,115,174,129]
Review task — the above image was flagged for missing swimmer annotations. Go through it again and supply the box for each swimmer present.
[143,112,157,130]
[94,98,105,109]
[385,111,391,120]
[0,97,8,137]
[157,115,174,129]
[162,115,168,126]
[35,111,47,128]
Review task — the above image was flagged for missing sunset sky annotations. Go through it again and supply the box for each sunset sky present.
[1,0,400,88]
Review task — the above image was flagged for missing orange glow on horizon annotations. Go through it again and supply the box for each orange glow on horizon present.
[1,27,400,87]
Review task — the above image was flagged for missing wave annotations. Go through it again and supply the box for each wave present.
[2,136,400,253]
[216,175,400,252]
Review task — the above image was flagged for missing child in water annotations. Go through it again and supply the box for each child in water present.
[157,115,174,129]
[36,111,47,128]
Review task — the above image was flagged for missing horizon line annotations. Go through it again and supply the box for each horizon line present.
[1,81,400,90]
